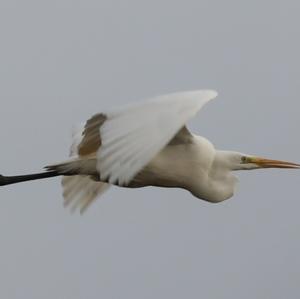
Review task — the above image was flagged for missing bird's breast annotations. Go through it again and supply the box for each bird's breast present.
[129,138,215,190]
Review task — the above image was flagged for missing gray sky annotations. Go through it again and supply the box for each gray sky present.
[0,1,299,298]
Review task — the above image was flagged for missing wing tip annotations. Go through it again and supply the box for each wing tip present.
[202,89,218,100]
[175,89,218,102]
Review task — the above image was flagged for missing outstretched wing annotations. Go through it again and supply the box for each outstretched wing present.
[97,90,218,185]
[61,116,110,213]
[61,175,110,214]
[78,113,107,156]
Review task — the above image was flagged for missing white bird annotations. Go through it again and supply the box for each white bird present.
[1,90,299,213]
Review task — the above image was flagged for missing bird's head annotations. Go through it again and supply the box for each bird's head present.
[220,151,300,171]
[240,155,300,170]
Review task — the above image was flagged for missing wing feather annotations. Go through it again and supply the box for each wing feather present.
[97,90,217,185]
[62,176,110,213]
[61,116,110,213]
[78,113,106,156]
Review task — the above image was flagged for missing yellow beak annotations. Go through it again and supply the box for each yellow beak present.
[250,157,300,169]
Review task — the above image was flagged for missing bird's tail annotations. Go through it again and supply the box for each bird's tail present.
[45,157,110,213]
[43,120,111,213]
[0,121,110,213]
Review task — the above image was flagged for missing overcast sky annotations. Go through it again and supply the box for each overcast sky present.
[0,1,299,298]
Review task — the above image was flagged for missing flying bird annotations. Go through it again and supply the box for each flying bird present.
[0,90,299,213]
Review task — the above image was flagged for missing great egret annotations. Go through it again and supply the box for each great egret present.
[0,90,299,212]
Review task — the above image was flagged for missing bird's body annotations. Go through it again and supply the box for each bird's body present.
[129,135,215,190]
[1,90,299,213]
[128,135,236,204]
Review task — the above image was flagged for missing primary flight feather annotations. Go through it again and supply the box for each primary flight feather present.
[0,90,299,213]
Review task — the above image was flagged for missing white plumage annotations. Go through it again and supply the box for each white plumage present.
[61,117,110,212]
[1,89,299,213]
[60,89,217,212]
[98,90,217,185]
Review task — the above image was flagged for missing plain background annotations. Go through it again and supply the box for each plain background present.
[0,1,299,298]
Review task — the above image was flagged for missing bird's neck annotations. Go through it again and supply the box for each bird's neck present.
[191,172,237,203]
[195,151,239,202]
[215,150,244,171]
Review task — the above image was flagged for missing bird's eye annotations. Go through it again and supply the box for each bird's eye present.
[241,156,247,163]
